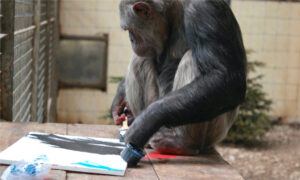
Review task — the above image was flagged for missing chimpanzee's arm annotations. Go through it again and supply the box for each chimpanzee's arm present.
[111,78,127,125]
[125,69,246,148]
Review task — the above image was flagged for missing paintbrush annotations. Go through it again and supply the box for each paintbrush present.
[119,107,129,142]
[118,108,146,166]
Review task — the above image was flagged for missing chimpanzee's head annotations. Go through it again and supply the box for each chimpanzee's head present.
[119,0,171,58]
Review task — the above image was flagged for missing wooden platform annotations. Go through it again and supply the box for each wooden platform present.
[0,122,244,179]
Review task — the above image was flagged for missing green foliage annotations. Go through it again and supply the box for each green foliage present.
[109,76,124,84]
[99,111,114,125]
[104,76,123,124]
[224,61,272,145]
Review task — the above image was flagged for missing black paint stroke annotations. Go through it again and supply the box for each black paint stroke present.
[28,133,124,155]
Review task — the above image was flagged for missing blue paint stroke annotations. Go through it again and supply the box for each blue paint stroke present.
[73,161,123,172]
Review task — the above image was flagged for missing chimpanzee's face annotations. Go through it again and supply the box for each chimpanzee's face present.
[119,0,168,58]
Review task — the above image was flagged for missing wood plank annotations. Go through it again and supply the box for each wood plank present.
[48,0,59,123]
[148,149,243,180]
[0,166,6,173]
[42,0,50,123]
[0,166,7,177]
[14,25,35,35]
[0,122,67,179]
[46,170,67,180]
[0,33,7,39]
[0,0,15,121]
[31,0,41,122]
[66,124,158,180]
[0,122,67,151]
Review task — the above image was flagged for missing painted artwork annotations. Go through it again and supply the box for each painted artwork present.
[0,132,127,176]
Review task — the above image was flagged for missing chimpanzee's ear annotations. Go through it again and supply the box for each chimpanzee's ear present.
[133,2,152,19]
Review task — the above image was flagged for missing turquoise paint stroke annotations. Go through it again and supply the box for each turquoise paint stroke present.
[73,161,123,172]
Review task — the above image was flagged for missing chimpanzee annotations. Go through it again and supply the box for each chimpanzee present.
[111,0,246,155]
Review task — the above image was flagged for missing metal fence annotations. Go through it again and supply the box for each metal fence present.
[0,0,58,122]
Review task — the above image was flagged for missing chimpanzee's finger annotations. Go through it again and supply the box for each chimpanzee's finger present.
[128,117,135,126]
[114,116,122,125]
[114,114,126,125]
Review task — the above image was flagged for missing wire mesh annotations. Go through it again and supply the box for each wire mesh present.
[14,0,34,31]
[12,0,34,122]
[0,0,58,122]
[40,0,47,22]
[36,23,47,123]
[0,0,2,119]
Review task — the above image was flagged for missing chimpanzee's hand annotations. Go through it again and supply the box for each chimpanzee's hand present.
[112,99,126,125]
[124,115,151,149]
[112,99,134,125]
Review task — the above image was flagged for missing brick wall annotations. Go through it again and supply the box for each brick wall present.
[231,0,300,122]
[58,0,300,124]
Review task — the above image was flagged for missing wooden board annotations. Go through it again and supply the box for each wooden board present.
[147,149,243,180]
[1,0,15,121]
[0,122,244,179]
[0,122,67,151]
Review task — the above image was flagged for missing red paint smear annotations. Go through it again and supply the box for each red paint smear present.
[147,152,184,160]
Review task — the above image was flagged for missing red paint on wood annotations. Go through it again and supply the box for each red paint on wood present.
[147,152,184,160]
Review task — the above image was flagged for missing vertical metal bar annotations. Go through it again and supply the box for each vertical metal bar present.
[49,0,59,123]
[100,34,109,91]
[46,0,51,123]
[31,0,41,122]
[0,0,2,119]
[47,0,55,123]
[43,0,49,123]
[1,0,15,121]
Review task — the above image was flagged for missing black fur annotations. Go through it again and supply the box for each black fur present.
[111,78,125,117]
[113,0,246,149]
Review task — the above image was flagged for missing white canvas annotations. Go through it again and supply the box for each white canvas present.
[0,132,127,176]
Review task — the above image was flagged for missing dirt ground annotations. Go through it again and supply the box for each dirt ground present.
[216,124,300,180]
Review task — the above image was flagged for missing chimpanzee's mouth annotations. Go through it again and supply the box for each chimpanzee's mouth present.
[128,30,143,44]
[129,31,136,43]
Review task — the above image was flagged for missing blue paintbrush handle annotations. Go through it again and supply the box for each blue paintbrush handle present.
[121,143,145,166]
